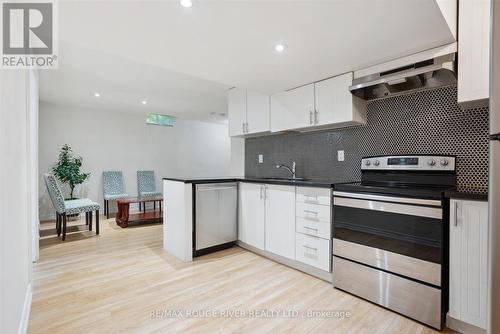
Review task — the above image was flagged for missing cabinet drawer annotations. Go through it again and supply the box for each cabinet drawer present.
[296,202,331,223]
[296,187,331,206]
[296,217,331,239]
[295,233,331,272]
[334,257,441,329]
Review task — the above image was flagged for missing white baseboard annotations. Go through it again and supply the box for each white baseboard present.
[237,241,333,283]
[447,314,486,334]
[18,283,32,334]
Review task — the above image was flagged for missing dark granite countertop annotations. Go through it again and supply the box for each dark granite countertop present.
[163,177,357,188]
[163,177,241,184]
[444,189,488,201]
[163,177,490,200]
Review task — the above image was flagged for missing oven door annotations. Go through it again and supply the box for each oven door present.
[332,191,444,285]
[332,191,445,329]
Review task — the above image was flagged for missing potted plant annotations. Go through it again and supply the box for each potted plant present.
[52,144,90,200]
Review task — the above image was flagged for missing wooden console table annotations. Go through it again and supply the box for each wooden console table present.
[116,196,163,228]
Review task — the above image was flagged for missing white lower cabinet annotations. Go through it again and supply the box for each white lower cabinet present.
[238,183,332,275]
[296,217,331,240]
[296,201,331,223]
[265,184,296,260]
[295,187,332,272]
[295,233,331,271]
[238,183,265,250]
[449,199,489,330]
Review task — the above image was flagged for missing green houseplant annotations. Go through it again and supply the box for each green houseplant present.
[53,144,90,200]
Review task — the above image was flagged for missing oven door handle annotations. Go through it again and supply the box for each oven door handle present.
[333,191,442,207]
[333,197,442,219]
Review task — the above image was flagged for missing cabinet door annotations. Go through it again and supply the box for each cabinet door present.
[458,0,490,103]
[265,184,296,259]
[246,90,270,134]
[449,199,489,329]
[270,84,314,132]
[228,88,247,137]
[314,73,366,127]
[238,182,265,250]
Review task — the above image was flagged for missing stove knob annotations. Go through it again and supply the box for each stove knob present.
[373,160,380,166]
[427,159,436,166]
[440,158,449,166]
[364,160,371,166]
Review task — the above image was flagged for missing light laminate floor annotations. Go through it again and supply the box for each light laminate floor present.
[29,216,455,334]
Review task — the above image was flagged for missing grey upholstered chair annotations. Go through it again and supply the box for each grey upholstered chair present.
[102,171,128,219]
[44,174,100,241]
[137,170,162,212]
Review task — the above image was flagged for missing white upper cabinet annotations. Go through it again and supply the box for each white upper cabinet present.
[228,88,247,137]
[457,0,491,104]
[228,88,270,137]
[270,73,366,133]
[314,73,366,127]
[270,84,315,132]
[449,199,489,330]
[246,90,270,134]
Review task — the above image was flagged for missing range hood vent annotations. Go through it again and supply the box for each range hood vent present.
[349,53,456,101]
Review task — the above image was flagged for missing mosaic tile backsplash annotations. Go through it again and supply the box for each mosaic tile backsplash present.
[245,86,489,194]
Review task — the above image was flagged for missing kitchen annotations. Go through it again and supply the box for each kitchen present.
[163,1,496,333]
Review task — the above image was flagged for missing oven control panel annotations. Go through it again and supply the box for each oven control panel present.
[361,155,456,171]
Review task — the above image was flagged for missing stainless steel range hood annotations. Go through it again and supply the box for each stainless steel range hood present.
[349,53,456,100]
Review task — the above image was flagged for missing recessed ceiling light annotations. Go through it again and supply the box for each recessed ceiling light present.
[142,100,148,105]
[274,44,287,53]
[179,0,193,8]
[94,92,100,98]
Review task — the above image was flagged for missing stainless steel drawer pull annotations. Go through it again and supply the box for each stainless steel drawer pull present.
[197,186,236,192]
[305,195,318,201]
[304,210,318,215]
[304,226,318,232]
[303,245,317,251]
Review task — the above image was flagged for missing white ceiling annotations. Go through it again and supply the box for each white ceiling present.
[40,43,230,122]
[40,0,455,122]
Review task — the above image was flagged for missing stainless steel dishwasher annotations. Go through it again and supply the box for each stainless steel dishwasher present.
[193,183,238,256]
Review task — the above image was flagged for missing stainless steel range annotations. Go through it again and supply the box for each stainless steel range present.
[332,155,456,330]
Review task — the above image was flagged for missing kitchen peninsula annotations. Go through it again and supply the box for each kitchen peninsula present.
[163,176,350,282]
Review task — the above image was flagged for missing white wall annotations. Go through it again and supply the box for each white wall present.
[0,70,35,334]
[39,102,232,219]
[230,137,245,177]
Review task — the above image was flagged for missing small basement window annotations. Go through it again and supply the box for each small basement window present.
[146,113,175,127]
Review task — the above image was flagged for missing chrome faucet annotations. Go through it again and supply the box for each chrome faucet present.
[276,161,296,179]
